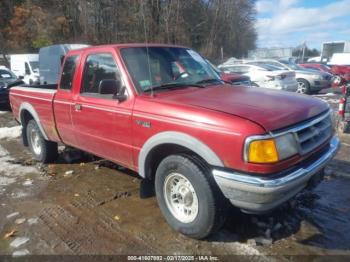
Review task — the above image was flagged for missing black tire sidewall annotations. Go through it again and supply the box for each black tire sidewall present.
[26,120,46,162]
[155,155,216,239]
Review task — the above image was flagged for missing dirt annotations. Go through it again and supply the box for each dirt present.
[0,93,350,258]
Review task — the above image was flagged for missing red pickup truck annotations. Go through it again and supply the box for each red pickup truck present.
[9,44,339,239]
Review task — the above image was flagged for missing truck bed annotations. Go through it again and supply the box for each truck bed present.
[10,86,60,142]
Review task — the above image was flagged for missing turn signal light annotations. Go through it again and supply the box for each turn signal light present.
[248,139,279,163]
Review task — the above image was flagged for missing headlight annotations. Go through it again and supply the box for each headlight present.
[245,133,298,164]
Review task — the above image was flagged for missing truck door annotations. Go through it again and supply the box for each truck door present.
[71,52,134,169]
[54,55,80,146]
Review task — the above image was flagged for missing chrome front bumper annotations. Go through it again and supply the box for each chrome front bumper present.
[212,136,340,213]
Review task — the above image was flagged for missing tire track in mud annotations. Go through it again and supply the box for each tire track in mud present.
[69,189,160,253]
[39,206,90,254]
[39,189,159,254]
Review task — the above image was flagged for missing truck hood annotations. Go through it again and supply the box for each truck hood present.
[155,85,329,131]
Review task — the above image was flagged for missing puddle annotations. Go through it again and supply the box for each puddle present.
[299,178,350,250]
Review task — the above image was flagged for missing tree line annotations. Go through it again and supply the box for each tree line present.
[0,0,257,64]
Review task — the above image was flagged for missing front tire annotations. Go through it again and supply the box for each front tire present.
[155,154,226,239]
[26,119,58,163]
[296,79,310,94]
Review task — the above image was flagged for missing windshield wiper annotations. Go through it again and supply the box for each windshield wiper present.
[195,78,223,85]
[143,82,204,92]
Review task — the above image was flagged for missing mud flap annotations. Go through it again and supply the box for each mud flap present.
[140,178,155,198]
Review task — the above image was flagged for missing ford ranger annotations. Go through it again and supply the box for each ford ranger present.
[9,44,339,239]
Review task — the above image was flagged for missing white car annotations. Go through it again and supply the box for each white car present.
[218,63,298,92]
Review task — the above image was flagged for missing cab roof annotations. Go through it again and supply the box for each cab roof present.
[66,43,189,55]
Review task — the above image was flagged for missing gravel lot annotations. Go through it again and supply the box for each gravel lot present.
[0,91,350,259]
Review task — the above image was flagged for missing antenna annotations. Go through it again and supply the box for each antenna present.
[140,1,154,97]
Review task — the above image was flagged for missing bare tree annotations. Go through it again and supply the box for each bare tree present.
[1,0,257,61]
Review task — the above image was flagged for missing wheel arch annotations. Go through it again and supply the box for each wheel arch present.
[296,77,309,84]
[19,102,49,141]
[138,131,224,179]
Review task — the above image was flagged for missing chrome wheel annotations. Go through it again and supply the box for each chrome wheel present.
[163,172,199,223]
[297,81,307,93]
[30,128,42,155]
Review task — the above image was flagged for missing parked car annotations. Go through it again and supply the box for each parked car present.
[330,64,350,73]
[220,71,251,86]
[249,59,332,94]
[299,63,350,87]
[9,44,339,239]
[307,56,322,63]
[218,63,298,92]
[10,54,39,85]
[206,60,251,86]
[0,67,23,105]
[298,63,333,74]
[330,65,350,85]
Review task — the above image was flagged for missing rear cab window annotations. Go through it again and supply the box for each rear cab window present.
[60,55,79,90]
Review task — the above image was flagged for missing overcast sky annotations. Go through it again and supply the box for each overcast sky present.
[255,0,350,49]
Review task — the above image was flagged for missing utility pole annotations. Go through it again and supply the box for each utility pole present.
[301,41,306,62]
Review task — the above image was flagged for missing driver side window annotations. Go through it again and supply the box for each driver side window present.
[81,53,122,98]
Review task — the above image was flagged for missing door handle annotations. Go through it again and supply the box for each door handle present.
[74,104,82,111]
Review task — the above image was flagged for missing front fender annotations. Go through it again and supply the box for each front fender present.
[138,131,224,178]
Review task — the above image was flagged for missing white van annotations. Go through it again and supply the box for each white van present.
[10,54,39,84]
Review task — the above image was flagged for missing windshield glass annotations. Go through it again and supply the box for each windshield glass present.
[0,69,16,79]
[279,60,301,70]
[249,63,281,71]
[29,61,39,71]
[120,47,220,92]
[206,60,221,74]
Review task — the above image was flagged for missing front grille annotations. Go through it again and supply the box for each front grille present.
[294,112,332,155]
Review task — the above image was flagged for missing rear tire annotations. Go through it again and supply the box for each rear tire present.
[155,154,227,239]
[26,119,58,163]
[296,79,310,94]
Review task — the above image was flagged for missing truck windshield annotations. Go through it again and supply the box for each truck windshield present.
[279,60,301,70]
[120,47,220,92]
[29,61,39,72]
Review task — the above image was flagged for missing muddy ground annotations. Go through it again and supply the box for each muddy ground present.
[0,91,350,260]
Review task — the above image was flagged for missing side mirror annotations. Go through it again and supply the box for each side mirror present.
[18,76,24,80]
[98,79,127,101]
